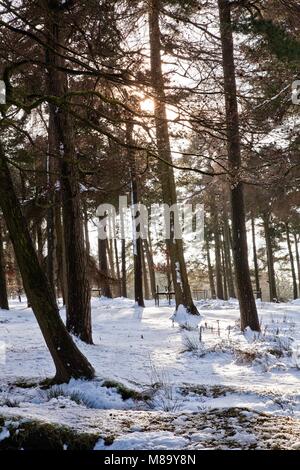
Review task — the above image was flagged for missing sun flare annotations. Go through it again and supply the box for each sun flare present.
[140,97,155,113]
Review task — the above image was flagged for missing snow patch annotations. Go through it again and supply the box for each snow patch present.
[170,304,201,328]
[0,428,10,442]
[94,431,188,450]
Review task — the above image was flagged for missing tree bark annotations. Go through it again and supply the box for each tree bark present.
[121,238,127,297]
[126,120,145,307]
[45,2,92,343]
[0,220,9,310]
[223,207,236,298]
[83,198,90,256]
[218,0,260,331]
[221,240,228,300]
[149,0,198,314]
[98,230,112,298]
[36,222,44,266]
[144,237,156,299]
[205,235,216,299]
[293,232,300,297]
[0,141,94,383]
[132,205,145,307]
[55,200,67,304]
[223,227,235,298]
[251,215,261,299]
[285,223,298,300]
[211,198,224,299]
[107,238,116,280]
[166,248,172,292]
[113,238,122,297]
[141,242,150,300]
[262,214,278,302]
[46,105,57,294]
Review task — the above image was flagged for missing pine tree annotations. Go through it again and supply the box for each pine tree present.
[148,0,198,315]
[45,0,93,343]
[218,0,260,331]
[0,219,9,310]
[0,140,94,383]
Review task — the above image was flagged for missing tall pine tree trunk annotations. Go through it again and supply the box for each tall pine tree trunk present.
[98,233,112,298]
[0,141,94,383]
[149,0,198,314]
[223,211,236,298]
[55,200,67,304]
[222,228,234,298]
[166,249,172,291]
[144,237,156,299]
[83,199,90,256]
[285,223,298,300]
[205,235,216,299]
[45,3,92,343]
[218,0,260,331]
[126,121,145,307]
[107,238,116,280]
[46,105,57,295]
[141,242,150,300]
[293,232,300,296]
[113,239,122,297]
[36,222,44,266]
[211,198,224,299]
[121,238,127,298]
[132,202,145,307]
[221,241,228,300]
[0,220,9,310]
[251,215,261,299]
[262,214,277,302]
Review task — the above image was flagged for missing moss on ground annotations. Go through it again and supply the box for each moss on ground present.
[10,379,41,389]
[0,417,99,450]
[180,384,236,398]
[102,380,151,401]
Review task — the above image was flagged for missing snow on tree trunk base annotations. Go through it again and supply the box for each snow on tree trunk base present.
[171,304,202,328]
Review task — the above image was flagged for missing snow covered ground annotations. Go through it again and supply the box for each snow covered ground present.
[0,297,300,449]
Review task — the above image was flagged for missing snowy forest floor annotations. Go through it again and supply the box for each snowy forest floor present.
[0,297,300,450]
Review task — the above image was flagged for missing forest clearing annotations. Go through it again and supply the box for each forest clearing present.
[0,0,299,457]
[1,297,300,450]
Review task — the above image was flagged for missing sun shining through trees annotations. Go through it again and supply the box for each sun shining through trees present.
[0,0,299,453]
[140,97,155,114]
[140,97,179,122]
